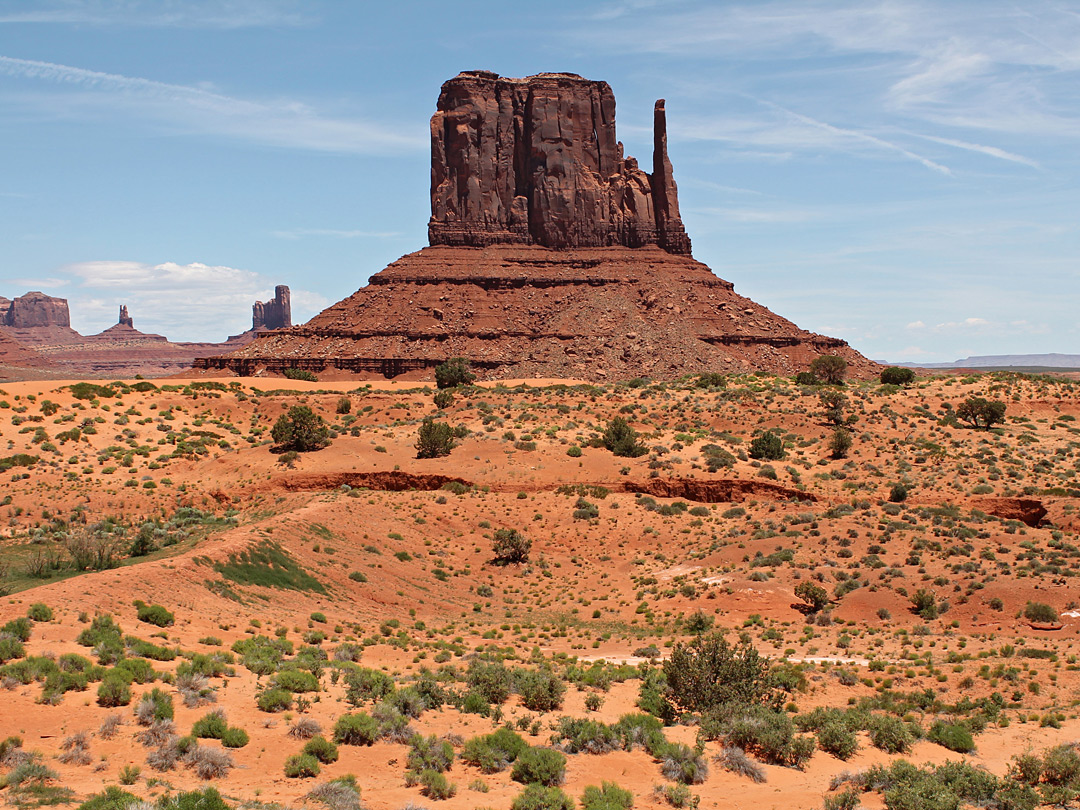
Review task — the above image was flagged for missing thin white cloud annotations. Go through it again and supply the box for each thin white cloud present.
[694,206,815,223]
[0,276,68,289]
[903,131,1040,168]
[0,55,424,155]
[271,228,403,240]
[762,101,952,175]
[0,0,307,28]
[61,259,328,341]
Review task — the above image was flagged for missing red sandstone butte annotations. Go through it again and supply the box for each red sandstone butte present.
[197,71,874,381]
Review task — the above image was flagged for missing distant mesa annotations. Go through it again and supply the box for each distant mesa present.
[252,285,292,331]
[199,71,872,381]
[0,286,293,380]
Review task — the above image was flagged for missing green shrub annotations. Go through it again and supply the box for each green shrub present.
[97,674,132,707]
[956,397,1006,429]
[75,786,139,810]
[868,715,913,753]
[192,710,228,739]
[135,688,174,723]
[433,389,454,409]
[602,417,647,458]
[566,445,582,458]
[70,382,116,400]
[0,636,25,663]
[511,747,567,786]
[272,405,330,452]
[510,784,574,810]
[748,432,784,460]
[135,602,174,627]
[880,367,916,386]
[274,669,320,693]
[928,721,975,753]
[580,781,634,810]
[256,687,292,713]
[157,787,231,810]
[220,727,249,748]
[664,634,777,714]
[1023,602,1058,623]
[333,712,379,746]
[462,727,529,772]
[415,417,454,458]
[515,668,566,712]
[810,355,847,384]
[302,735,338,763]
[284,752,320,778]
[283,368,318,382]
[408,735,454,772]
[27,603,53,622]
[344,667,394,705]
[419,768,457,800]
[492,528,532,564]
[659,742,709,784]
[817,718,858,760]
[3,617,32,642]
[435,357,475,389]
[911,589,937,620]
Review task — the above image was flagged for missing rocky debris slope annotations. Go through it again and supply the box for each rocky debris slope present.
[200,244,872,380]
[198,71,874,381]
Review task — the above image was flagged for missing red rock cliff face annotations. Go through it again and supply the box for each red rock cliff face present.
[428,71,691,254]
[2,292,71,328]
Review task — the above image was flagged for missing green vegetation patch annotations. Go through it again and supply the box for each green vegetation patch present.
[212,541,326,594]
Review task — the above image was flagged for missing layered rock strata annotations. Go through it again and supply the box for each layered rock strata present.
[197,71,873,381]
[197,244,871,380]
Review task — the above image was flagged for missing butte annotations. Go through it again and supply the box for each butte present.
[198,71,872,381]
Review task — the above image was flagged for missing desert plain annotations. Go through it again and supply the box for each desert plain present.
[0,368,1077,810]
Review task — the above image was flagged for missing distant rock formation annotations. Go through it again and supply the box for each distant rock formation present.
[429,71,690,254]
[118,304,133,328]
[252,285,291,331]
[1,291,71,329]
[197,71,874,382]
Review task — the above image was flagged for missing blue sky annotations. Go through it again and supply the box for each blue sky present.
[0,0,1077,362]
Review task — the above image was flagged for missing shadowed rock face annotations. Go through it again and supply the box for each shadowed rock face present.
[429,71,690,254]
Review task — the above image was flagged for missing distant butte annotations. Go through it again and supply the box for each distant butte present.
[197,71,873,381]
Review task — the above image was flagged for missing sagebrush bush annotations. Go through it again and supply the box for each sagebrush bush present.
[510,784,574,810]
[302,735,339,763]
[511,747,567,786]
[284,752,321,778]
[333,712,379,746]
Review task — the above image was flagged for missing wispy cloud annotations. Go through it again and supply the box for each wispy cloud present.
[0,276,68,290]
[0,55,424,155]
[903,131,1040,168]
[0,0,308,28]
[271,228,403,240]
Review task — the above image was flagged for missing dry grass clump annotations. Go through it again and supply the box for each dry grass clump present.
[177,673,216,707]
[289,717,323,739]
[715,746,765,783]
[305,780,366,810]
[146,739,180,772]
[136,720,177,748]
[184,744,234,779]
[58,732,91,765]
[98,713,124,740]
